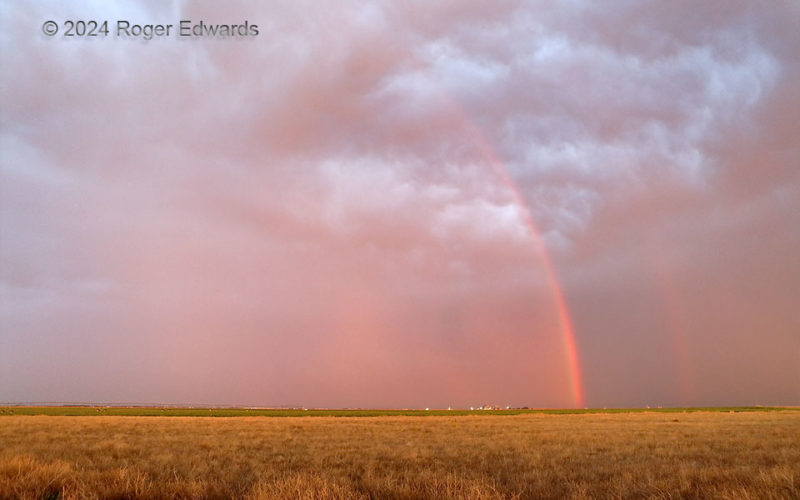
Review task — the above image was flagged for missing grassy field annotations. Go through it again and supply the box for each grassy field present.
[1,410,798,499]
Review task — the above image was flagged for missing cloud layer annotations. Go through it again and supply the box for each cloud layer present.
[1,0,798,407]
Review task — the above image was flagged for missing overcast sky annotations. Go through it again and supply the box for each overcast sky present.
[1,1,798,408]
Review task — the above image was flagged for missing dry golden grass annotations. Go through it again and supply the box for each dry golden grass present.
[1,411,798,499]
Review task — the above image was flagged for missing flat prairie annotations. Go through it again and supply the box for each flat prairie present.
[1,411,798,499]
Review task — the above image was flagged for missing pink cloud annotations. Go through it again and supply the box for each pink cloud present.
[1,0,798,407]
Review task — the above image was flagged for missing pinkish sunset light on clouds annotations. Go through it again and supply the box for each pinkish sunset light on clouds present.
[1,1,798,408]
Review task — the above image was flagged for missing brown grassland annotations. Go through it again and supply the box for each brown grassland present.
[1,411,798,499]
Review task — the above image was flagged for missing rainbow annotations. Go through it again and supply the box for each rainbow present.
[457,119,585,408]
[647,236,694,405]
[387,61,586,407]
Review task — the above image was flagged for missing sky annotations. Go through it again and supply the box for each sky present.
[1,1,798,409]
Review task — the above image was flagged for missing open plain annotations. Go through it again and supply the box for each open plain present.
[1,409,798,499]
